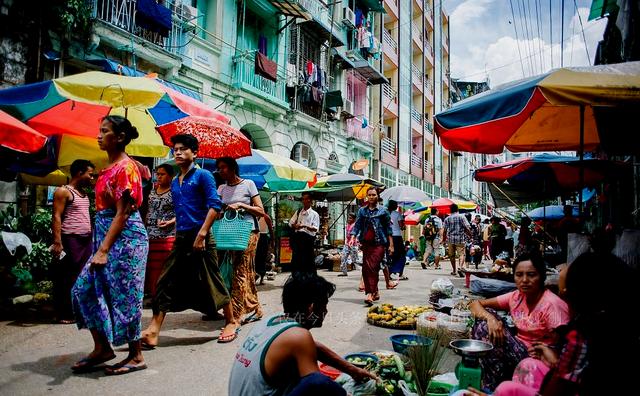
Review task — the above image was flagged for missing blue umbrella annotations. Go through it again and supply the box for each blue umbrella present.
[527,205,578,220]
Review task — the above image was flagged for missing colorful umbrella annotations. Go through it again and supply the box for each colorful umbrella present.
[157,116,250,159]
[0,109,47,154]
[474,153,626,192]
[195,149,316,191]
[0,71,236,168]
[428,198,477,215]
[380,186,429,203]
[435,62,640,154]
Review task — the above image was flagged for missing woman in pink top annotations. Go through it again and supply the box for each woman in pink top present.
[469,252,569,390]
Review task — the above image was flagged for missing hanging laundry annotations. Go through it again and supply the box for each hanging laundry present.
[316,66,323,88]
[306,60,313,77]
[255,52,278,82]
[361,117,368,128]
[286,63,297,87]
[311,86,323,105]
[258,35,268,56]
[355,8,364,28]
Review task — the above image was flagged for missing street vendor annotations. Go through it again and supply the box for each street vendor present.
[469,252,570,389]
[228,273,376,396]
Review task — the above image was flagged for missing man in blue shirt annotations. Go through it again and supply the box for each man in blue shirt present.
[142,134,236,346]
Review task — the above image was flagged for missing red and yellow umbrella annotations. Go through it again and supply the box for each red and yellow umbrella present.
[0,109,47,154]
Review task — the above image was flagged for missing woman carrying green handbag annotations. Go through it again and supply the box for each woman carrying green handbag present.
[216,157,265,332]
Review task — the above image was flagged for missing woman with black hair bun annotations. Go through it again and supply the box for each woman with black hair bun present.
[469,253,570,389]
[71,115,149,375]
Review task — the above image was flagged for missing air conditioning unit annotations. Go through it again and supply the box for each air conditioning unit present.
[179,3,199,28]
[341,99,354,117]
[342,7,356,28]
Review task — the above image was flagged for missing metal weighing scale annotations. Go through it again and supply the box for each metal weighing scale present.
[450,339,494,390]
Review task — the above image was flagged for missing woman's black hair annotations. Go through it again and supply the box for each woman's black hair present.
[512,252,546,287]
[387,200,398,211]
[282,273,336,317]
[216,157,240,176]
[102,115,139,147]
[156,163,175,177]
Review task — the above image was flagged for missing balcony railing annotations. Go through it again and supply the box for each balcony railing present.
[424,160,432,174]
[412,24,424,45]
[298,0,347,45]
[382,30,398,55]
[383,83,397,103]
[233,52,288,106]
[91,0,185,55]
[425,40,433,55]
[345,117,373,144]
[382,137,397,156]
[424,119,434,133]
[411,154,423,168]
[411,107,422,124]
[424,79,433,95]
[412,64,423,86]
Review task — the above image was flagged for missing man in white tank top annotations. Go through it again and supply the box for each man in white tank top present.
[229,274,377,396]
[51,159,95,324]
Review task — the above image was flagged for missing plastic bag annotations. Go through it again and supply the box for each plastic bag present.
[1,231,32,256]
[431,372,459,386]
[398,380,418,396]
[431,278,454,296]
[336,374,377,396]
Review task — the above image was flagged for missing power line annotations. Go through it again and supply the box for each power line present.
[509,0,526,78]
[525,0,538,74]
[549,0,554,68]
[573,0,591,63]
[561,0,565,67]
[534,0,545,72]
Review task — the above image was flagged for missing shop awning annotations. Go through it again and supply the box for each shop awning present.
[354,0,386,13]
[588,0,618,20]
[332,49,388,85]
[268,0,312,20]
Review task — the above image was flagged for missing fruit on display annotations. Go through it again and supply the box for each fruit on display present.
[367,304,432,329]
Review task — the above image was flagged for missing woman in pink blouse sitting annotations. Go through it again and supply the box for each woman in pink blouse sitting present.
[469,252,570,390]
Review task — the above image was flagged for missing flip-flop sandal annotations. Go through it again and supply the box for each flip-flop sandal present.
[241,312,263,325]
[71,353,116,373]
[399,276,409,281]
[140,341,156,351]
[104,362,148,376]
[386,282,398,290]
[218,328,239,343]
[364,298,374,307]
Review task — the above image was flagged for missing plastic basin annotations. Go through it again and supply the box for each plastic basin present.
[319,362,341,380]
[344,353,379,368]
[389,334,433,355]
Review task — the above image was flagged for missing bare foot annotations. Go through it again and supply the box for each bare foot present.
[140,329,159,348]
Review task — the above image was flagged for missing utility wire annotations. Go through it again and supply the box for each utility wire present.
[534,0,545,73]
[524,0,538,74]
[573,0,591,63]
[561,0,565,67]
[509,0,526,78]
[549,0,554,68]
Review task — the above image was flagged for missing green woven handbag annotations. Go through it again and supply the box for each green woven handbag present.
[212,210,253,251]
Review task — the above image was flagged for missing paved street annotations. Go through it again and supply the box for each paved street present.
[0,264,465,396]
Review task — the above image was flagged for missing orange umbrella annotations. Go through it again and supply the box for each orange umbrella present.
[0,109,47,153]
[157,116,251,159]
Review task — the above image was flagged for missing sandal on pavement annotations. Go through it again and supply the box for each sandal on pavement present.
[71,353,116,373]
[105,362,148,376]
[218,327,239,343]
[372,293,380,301]
[399,276,409,281]
[241,312,263,325]
[386,282,398,290]
[450,271,457,276]
[364,298,374,307]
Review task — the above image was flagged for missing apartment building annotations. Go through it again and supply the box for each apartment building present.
[374,0,451,199]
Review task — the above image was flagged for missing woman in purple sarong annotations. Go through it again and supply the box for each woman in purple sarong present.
[71,115,149,375]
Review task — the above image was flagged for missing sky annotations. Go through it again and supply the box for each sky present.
[446,0,608,87]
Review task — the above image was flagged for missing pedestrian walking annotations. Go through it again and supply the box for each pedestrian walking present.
[142,134,234,346]
[216,157,265,326]
[70,115,149,375]
[255,213,274,284]
[51,159,94,324]
[489,216,507,260]
[144,164,176,298]
[288,192,319,274]
[388,200,407,280]
[339,213,358,276]
[421,208,443,270]
[442,204,471,277]
[350,187,395,306]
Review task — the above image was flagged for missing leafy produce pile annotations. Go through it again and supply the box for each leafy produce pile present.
[367,304,432,329]
[373,351,418,395]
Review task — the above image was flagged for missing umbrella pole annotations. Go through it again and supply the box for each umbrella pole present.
[275,192,280,267]
[579,105,585,216]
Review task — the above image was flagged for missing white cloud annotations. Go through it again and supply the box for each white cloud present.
[450,0,495,26]
[450,6,607,87]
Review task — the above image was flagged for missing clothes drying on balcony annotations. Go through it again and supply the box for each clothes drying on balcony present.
[135,0,172,37]
[258,35,268,56]
[255,52,278,82]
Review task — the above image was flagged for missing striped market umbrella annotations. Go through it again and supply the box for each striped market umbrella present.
[0,71,239,173]
[0,109,47,154]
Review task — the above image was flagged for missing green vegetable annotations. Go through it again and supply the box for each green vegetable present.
[385,383,395,393]
[402,339,410,344]
[392,354,405,378]
[404,371,413,382]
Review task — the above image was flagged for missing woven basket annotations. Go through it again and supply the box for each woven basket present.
[212,210,252,251]
[367,317,416,330]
